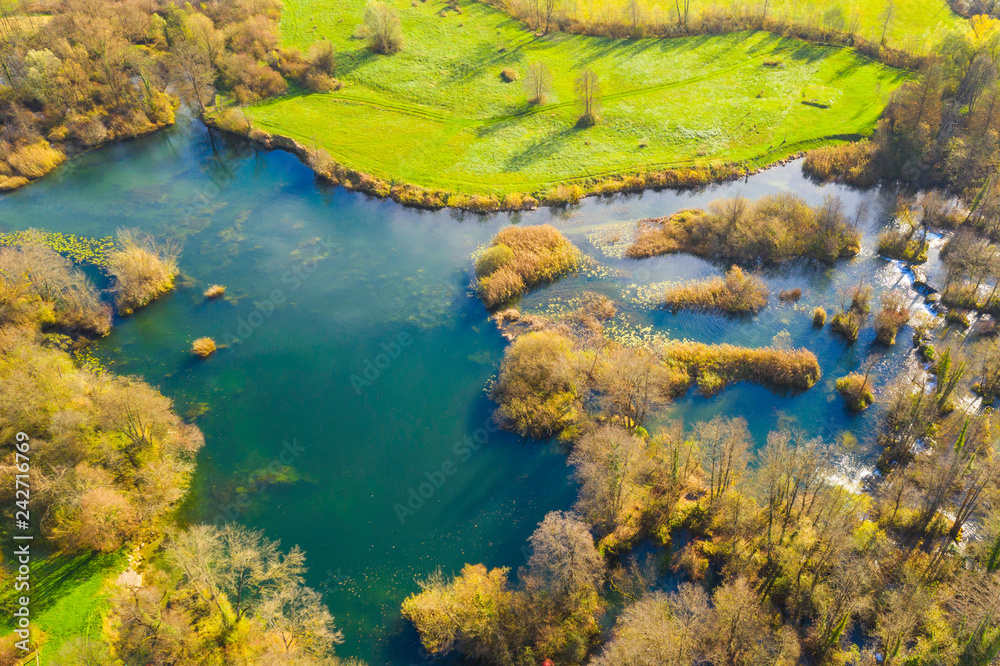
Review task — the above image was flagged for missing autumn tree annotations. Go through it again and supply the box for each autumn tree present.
[363,1,404,54]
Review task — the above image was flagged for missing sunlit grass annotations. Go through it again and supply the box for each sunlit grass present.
[245,0,910,197]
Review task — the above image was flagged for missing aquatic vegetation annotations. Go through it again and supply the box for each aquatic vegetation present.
[0,230,115,268]
[191,337,218,358]
[836,372,875,410]
[813,307,828,327]
[627,194,862,263]
[779,288,802,302]
[475,225,582,308]
[661,340,821,396]
[203,284,227,299]
[661,266,769,316]
[107,228,180,314]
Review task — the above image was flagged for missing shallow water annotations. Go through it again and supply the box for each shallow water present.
[0,118,921,664]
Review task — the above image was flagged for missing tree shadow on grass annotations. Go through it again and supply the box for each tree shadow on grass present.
[502,124,583,172]
[0,550,124,622]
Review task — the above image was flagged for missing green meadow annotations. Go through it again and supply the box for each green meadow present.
[247,0,912,197]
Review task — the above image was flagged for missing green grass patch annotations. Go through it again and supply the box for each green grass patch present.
[245,0,910,197]
[0,550,126,654]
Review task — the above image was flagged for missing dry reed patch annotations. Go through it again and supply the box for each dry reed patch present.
[204,284,226,299]
[662,340,821,396]
[6,140,66,179]
[627,194,861,263]
[107,228,180,314]
[662,266,768,315]
[476,225,581,308]
[191,337,217,358]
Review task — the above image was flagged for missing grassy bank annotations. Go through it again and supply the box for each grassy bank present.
[243,0,908,203]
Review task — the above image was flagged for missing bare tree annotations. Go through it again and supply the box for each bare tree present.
[524,60,552,104]
[525,511,605,600]
[576,67,601,125]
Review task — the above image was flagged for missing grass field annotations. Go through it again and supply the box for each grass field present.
[246,0,911,197]
[0,550,125,655]
[562,0,964,52]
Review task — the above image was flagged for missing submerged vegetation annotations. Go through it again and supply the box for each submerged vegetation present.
[662,266,769,315]
[627,194,862,263]
[475,225,581,308]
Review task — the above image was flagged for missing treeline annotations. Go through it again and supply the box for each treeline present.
[484,0,924,70]
[805,15,1000,202]
[0,0,336,190]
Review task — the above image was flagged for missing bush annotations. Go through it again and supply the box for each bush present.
[878,229,929,263]
[364,1,404,54]
[476,225,581,308]
[6,140,65,179]
[836,372,874,411]
[830,311,863,341]
[779,288,802,302]
[662,266,769,315]
[627,194,861,263]
[500,67,519,82]
[492,330,583,439]
[107,228,180,314]
[191,337,217,357]
[813,307,827,327]
[475,243,515,278]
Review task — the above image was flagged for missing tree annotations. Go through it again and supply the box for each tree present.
[542,0,558,34]
[524,60,552,104]
[258,583,344,656]
[167,523,307,626]
[879,0,895,47]
[363,1,403,55]
[576,67,601,126]
[693,416,750,504]
[591,585,711,665]
[569,425,646,532]
[524,511,605,600]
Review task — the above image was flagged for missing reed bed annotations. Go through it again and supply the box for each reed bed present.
[476,225,581,308]
[662,266,768,315]
[627,194,861,263]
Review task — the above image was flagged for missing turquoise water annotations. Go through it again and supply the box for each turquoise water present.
[0,118,920,664]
